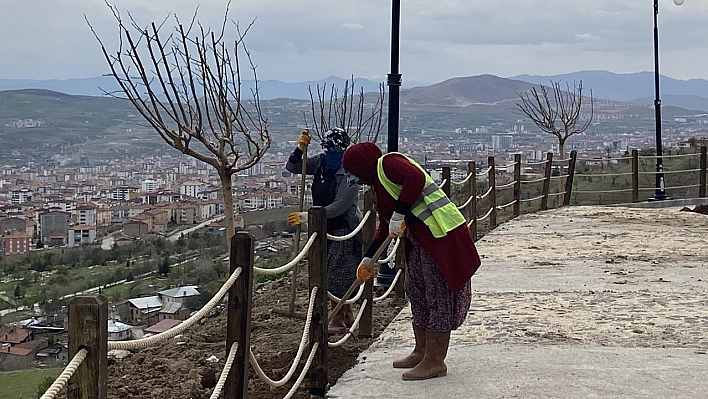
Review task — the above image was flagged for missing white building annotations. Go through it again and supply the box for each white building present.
[141,179,160,193]
[180,181,205,198]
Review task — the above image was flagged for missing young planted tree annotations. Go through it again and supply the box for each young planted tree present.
[304,79,386,145]
[89,3,270,248]
[517,80,594,162]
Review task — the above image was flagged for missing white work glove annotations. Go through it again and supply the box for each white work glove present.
[388,212,406,237]
[287,212,308,226]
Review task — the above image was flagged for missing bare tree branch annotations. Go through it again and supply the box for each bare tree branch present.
[305,79,386,145]
[89,2,270,248]
[517,79,594,159]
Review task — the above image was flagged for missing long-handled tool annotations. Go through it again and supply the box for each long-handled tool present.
[328,235,394,325]
[289,130,310,314]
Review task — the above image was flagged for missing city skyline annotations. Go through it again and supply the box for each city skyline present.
[2,0,708,83]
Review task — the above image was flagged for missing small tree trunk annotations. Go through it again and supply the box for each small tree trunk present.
[557,140,566,207]
[220,171,235,250]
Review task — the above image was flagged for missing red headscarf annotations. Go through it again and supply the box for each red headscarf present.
[342,142,383,185]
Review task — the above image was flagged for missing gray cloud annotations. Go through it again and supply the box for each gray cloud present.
[0,0,706,83]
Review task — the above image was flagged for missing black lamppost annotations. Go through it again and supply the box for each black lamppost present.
[650,0,683,201]
[386,0,402,153]
[378,0,402,288]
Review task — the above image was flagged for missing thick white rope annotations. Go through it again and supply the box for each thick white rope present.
[478,186,493,200]
[576,171,634,178]
[40,348,88,399]
[328,299,368,347]
[327,283,365,305]
[108,268,242,350]
[456,194,474,210]
[439,179,448,188]
[250,287,317,388]
[638,152,700,159]
[519,194,545,203]
[373,270,402,303]
[476,207,495,222]
[547,191,568,196]
[377,238,400,264]
[327,211,371,241]
[522,159,550,166]
[209,342,238,399]
[522,177,547,184]
[450,172,474,185]
[254,233,318,275]
[477,166,492,176]
[282,342,319,399]
[666,183,701,189]
[660,168,703,174]
[496,180,517,189]
[497,200,517,210]
[498,161,519,169]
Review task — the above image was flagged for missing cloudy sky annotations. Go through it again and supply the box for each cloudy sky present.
[2,0,707,84]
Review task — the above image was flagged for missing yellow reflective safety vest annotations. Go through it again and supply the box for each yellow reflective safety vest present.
[377,153,465,238]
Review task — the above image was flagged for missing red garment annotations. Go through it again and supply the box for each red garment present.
[342,143,481,291]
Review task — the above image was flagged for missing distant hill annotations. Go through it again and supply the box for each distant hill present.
[512,70,708,111]
[0,76,388,100]
[401,74,537,108]
[630,94,708,113]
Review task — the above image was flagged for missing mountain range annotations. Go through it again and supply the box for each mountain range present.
[2,70,707,111]
[512,70,708,111]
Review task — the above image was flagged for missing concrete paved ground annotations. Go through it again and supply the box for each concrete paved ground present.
[327,205,708,399]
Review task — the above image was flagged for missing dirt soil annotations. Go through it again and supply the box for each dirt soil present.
[106,271,406,399]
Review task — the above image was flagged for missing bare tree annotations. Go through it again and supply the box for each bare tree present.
[305,79,386,144]
[517,81,594,163]
[88,2,270,248]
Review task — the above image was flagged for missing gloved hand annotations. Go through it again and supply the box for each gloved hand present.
[356,257,375,285]
[297,130,311,151]
[388,212,406,237]
[287,212,308,226]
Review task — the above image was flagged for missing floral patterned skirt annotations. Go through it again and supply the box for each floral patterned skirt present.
[327,227,362,298]
[405,237,472,332]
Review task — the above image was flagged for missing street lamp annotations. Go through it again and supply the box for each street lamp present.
[378,0,402,288]
[386,0,402,153]
[650,0,683,201]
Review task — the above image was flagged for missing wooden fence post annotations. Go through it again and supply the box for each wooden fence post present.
[468,161,478,241]
[67,296,107,399]
[488,156,497,228]
[700,146,707,198]
[540,152,553,211]
[226,231,254,399]
[632,149,640,202]
[359,190,375,337]
[307,207,328,397]
[513,154,521,216]
[563,150,577,206]
[442,166,451,197]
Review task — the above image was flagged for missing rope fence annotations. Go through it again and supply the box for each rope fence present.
[210,342,238,399]
[39,348,88,399]
[108,267,243,351]
[254,234,317,275]
[48,145,706,399]
[327,211,371,241]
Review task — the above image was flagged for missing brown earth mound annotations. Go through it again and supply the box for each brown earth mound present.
[107,272,406,398]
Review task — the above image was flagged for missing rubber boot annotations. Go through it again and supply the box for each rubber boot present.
[328,300,347,334]
[392,325,426,369]
[401,330,450,380]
